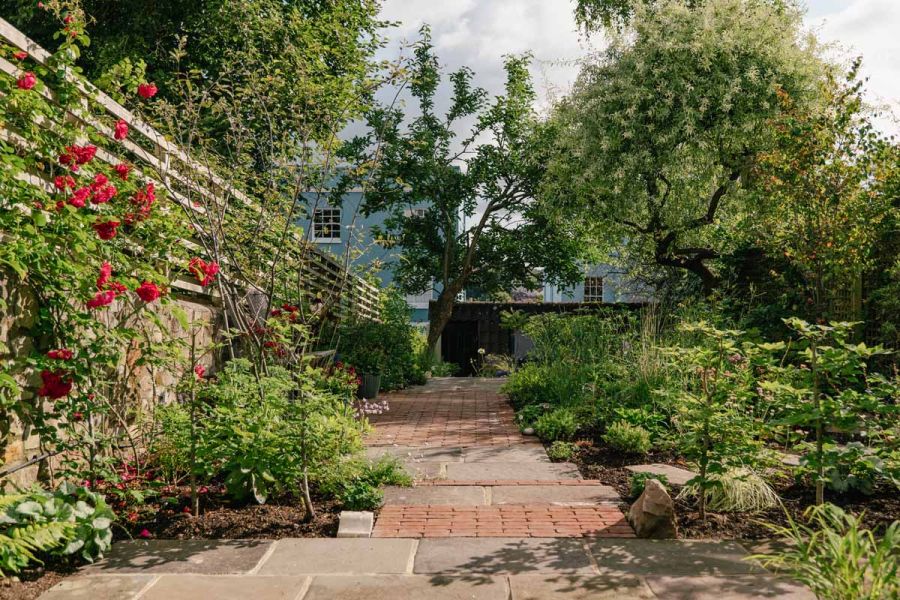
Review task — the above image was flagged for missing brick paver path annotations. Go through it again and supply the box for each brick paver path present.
[365,377,524,447]
[367,378,634,539]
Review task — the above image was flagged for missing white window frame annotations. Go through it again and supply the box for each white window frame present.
[584,276,603,303]
[312,207,342,243]
[404,207,427,218]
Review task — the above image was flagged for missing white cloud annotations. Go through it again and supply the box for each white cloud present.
[805,0,900,136]
[377,0,899,136]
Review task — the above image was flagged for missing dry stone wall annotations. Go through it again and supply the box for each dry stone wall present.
[1,271,220,489]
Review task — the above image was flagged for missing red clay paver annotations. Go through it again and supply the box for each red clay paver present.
[365,380,524,447]
[372,505,635,539]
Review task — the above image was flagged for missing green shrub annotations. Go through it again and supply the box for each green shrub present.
[339,289,421,391]
[320,456,411,511]
[155,360,363,505]
[337,480,384,511]
[0,483,115,576]
[628,472,670,498]
[753,504,899,600]
[502,363,593,409]
[678,468,779,513]
[798,442,887,496]
[534,408,579,441]
[603,422,652,454]
[547,441,578,461]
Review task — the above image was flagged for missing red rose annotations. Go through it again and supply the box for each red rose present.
[46,348,74,360]
[194,364,206,379]
[135,281,161,303]
[87,290,116,309]
[72,411,84,422]
[75,145,97,164]
[138,529,152,539]
[114,119,128,141]
[96,261,112,289]
[54,175,75,190]
[17,72,36,90]
[91,173,108,188]
[13,51,27,60]
[106,281,128,295]
[114,163,131,180]
[137,83,158,99]
[91,184,117,204]
[188,257,220,286]
[93,220,120,240]
[60,145,96,167]
[38,369,72,399]
[63,15,73,24]
[69,186,90,208]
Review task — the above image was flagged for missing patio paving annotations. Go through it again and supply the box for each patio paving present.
[40,378,813,599]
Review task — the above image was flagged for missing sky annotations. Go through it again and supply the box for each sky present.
[377,0,900,137]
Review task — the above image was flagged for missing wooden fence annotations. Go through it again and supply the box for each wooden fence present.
[0,16,380,320]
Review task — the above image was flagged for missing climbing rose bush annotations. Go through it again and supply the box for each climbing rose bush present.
[0,5,194,485]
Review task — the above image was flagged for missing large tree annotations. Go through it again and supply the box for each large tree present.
[339,31,588,352]
[549,0,823,294]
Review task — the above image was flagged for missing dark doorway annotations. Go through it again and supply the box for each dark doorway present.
[441,320,479,376]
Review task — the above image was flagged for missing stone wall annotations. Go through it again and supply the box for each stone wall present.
[0,272,221,489]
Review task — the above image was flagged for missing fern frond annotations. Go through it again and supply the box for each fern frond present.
[0,494,26,511]
[0,521,72,577]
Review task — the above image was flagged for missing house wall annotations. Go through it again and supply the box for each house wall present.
[543,264,650,304]
[298,191,434,322]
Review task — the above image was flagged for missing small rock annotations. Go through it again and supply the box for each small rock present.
[522,427,535,436]
[627,479,677,539]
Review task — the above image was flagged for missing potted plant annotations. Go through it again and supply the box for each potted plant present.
[339,320,388,399]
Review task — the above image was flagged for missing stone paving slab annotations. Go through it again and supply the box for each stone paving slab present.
[302,575,508,599]
[383,485,486,506]
[401,460,446,479]
[82,539,272,574]
[142,575,309,600]
[491,484,619,506]
[413,538,594,574]
[509,574,656,599]
[588,539,761,576]
[257,538,416,574]
[644,575,815,599]
[445,462,580,481]
[624,463,696,486]
[366,446,465,462]
[463,445,549,463]
[39,575,155,599]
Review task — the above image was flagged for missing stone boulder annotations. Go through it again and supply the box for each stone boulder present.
[627,478,677,539]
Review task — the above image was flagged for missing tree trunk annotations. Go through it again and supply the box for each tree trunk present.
[426,283,463,356]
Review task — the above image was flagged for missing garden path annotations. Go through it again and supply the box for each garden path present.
[39,378,814,599]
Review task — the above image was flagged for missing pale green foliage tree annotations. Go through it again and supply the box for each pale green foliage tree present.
[548,0,823,293]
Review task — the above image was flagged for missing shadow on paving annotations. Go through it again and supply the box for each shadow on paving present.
[83,539,270,574]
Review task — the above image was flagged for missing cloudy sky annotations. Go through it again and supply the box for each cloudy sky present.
[377,0,900,136]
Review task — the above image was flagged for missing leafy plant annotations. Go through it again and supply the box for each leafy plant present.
[662,322,767,520]
[547,441,578,461]
[628,472,670,499]
[603,422,652,455]
[0,483,115,576]
[678,468,779,513]
[336,480,384,511]
[753,504,899,600]
[799,442,887,496]
[534,408,579,441]
[763,318,897,504]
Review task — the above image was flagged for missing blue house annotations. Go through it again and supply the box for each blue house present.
[542,263,650,304]
[299,188,433,323]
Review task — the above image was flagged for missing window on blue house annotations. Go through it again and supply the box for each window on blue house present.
[584,276,603,303]
[312,208,341,242]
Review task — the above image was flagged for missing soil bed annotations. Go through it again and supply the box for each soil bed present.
[0,556,77,600]
[116,486,340,541]
[568,444,899,540]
